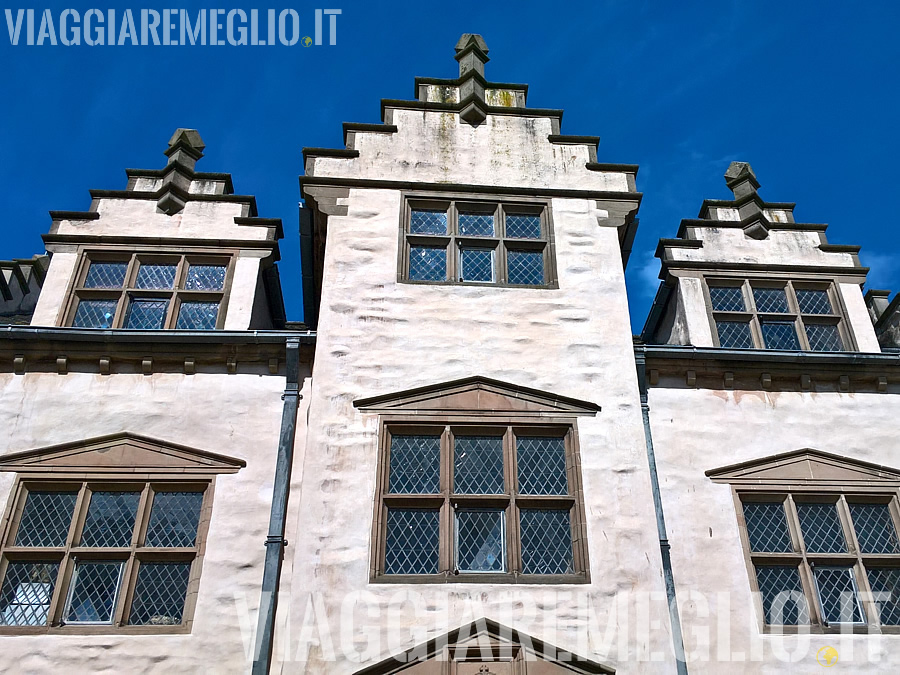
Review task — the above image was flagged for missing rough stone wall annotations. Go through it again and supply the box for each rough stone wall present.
[0,369,310,674]
[310,110,627,192]
[648,386,900,672]
[284,176,673,672]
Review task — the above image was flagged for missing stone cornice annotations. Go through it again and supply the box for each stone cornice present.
[0,327,315,375]
[125,167,235,194]
[379,97,564,124]
[299,175,642,203]
[676,218,828,239]
[88,187,258,216]
[42,234,281,260]
[637,344,900,394]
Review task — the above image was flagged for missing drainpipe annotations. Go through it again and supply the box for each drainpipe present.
[252,337,302,674]
[634,347,688,674]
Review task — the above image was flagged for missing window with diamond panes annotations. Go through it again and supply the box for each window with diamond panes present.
[738,493,900,628]
[403,199,552,287]
[375,426,585,581]
[0,481,209,630]
[68,254,230,330]
[707,280,848,351]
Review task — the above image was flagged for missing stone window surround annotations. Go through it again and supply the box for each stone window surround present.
[370,421,590,584]
[397,193,559,289]
[59,247,237,330]
[702,277,855,351]
[0,475,214,635]
[731,486,900,634]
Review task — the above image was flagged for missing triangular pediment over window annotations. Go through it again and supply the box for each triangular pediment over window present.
[355,618,614,675]
[353,376,600,417]
[706,448,900,487]
[0,432,245,475]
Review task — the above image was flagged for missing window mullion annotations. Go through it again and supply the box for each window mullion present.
[113,554,137,626]
[134,484,153,549]
[785,493,821,625]
[505,427,519,575]
[68,484,91,550]
[440,426,453,575]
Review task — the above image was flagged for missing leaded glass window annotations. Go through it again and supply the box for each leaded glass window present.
[456,509,505,573]
[454,436,504,494]
[376,424,584,581]
[707,280,848,351]
[738,492,900,629]
[755,565,808,625]
[520,509,573,574]
[68,254,230,330]
[0,561,58,626]
[404,200,551,287]
[0,481,208,629]
[388,435,440,494]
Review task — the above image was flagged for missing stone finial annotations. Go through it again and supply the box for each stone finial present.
[455,33,489,77]
[455,34,490,126]
[158,128,205,215]
[164,128,205,171]
[724,161,760,199]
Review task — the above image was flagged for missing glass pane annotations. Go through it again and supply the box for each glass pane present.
[410,209,447,235]
[80,491,141,548]
[458,212,495,237]
[849,504,900,554]
[15,490,78,547]
[709,286,745,312]
[505,214,542,239]
[454,436,504,494]
[0,561,58,626]
[796,289,832,315]
[125,298,168,329]
[507,250,544,285]
[716,321,753,348]
[84,262,127,289]
[814,566,864,623]
[408,246,446,281]
[797,503,846,553]
[145,492,203,548]
[520,509,573,574]
[388,435,440,494]
[806,324,843,352]
[456,510,504,573]
[459,248,494,282]
[753,287,790,313]
[743,502,792,552]
[129,562,191,626]
[517,436,568,495]
[65,561,123,623]
[176,301,219,330]
[185,265,227,291]
[755,565,808,625]
[761,321,800,350]
[384,509,439,574]
[135,264,177,290]
[867,568,900,625]
[73,299,118,328]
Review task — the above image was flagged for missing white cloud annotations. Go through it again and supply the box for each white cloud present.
[635,251,662,298]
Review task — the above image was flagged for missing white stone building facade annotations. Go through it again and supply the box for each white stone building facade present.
[1,34,899,674]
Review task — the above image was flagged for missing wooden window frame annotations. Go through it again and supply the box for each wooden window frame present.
[0,476,214,635]
[704,278,853,351]
[734,488,900,634]
[398,195,558,289]
[62,250,235,329]
[371,422,589,584]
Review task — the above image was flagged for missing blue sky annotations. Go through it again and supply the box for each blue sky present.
[2,0,898,331]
